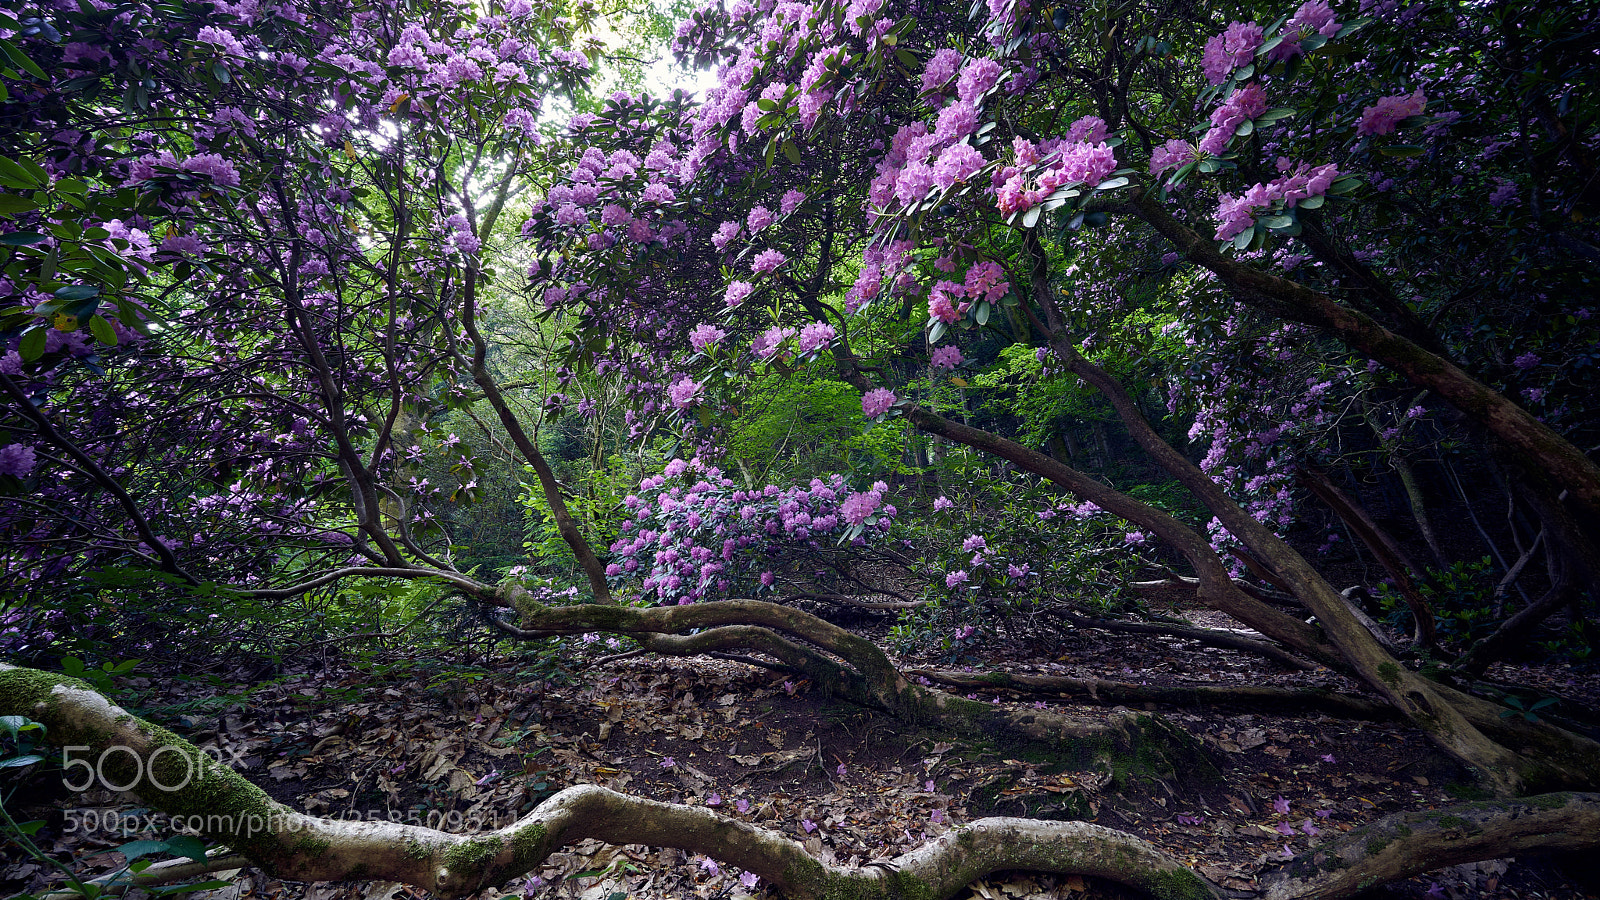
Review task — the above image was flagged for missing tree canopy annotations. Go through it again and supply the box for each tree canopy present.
[3,0,1600,896]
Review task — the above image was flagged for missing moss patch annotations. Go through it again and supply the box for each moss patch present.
[1146,867,1214,900]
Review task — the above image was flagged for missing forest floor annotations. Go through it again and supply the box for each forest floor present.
[5,597,1599,900]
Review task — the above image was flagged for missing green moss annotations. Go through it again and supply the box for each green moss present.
[882,869,937,900]
[0,666,96,715]
[1525,792,1572,810]
[1434,815,1467,829]
[293,836,333,858]
[1146,867,1213,900]
[507,823,549,870]
[1376,662,1401,688]
[442,836,501,877]
[1443,781,1492,801]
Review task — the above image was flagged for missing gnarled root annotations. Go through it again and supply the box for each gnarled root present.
[9,664,1596,900]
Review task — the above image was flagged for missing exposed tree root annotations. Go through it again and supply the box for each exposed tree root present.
[6,665,1599,900]
[1050,611,1318,671]
[1260,792,1600,900]
[487,593,1211,769]
[903,669,1393,719]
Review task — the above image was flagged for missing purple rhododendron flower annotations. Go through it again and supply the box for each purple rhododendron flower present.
[690,323,727,352]
[752,248,787,274]
[1357,89,1426,136]
[921,47,963,94]
[797,321,836,353]
[0,444,36,478]
[930,345,963,371]
[724,280,755,307]
[667,377,704,409]
[861,388,897,419]
[1201,21,1264,85]
[957,57,1003,103]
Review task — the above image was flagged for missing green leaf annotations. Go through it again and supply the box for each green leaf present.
[0,39,48,80]
[0,157,46,190]
[88,314,118,346]
[163,835,210,863]
[1232,226,1255,250]
[1297,194,1325,210]
[0,715,41,740]
[1256,107,1296,124]
[0,231,46,245]
[1021,205,1041,228]
[1234,63,1254,80]
[1378,145,1424,158]
[928,320,946,344]
[1235,119,1254,137]
[975,301,990,326]
[782,140,801,165]
[1327,175,1364,194]
[0,754,45,768]
[54,285,99,302]
[756,98,778,112]
[117,840,170,862]
[1260,214,1295,229]
[18,327,45,361]
[0,192,37,215]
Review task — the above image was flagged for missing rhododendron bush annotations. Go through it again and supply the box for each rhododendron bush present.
[519,0,1600,796]
[5,0,1600,890]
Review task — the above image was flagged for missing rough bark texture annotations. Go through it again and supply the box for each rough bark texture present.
[7,665,1598,900]
[1260,792,1600,900]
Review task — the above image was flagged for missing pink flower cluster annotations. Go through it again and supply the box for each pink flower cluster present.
[930,345,964,371]
[667,376,704,409]
[724,280,755,307]
[1214,160,1340,241]
[1277,0,1340,57]
[798,321,836,353]
[861,387,897,419]
[689,323,727,352]
[994,126,1118,216]
[752,325,797,360]
[1199,83,1268,156]
[1201,21,1264,85]
[927,262,1011,330]
[608,461,898,604]
[1149,139,1196,178]
[752,248,787,274]
[1357,89,1426,137]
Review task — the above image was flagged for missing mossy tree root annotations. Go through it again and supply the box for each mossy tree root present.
[6,665,1596,900]
[1260,792,1600,900]
[0,664,1217,900]
[493,593,1192,760]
